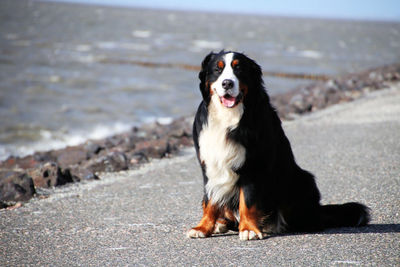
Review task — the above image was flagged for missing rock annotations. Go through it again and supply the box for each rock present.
[6,202,23,210]
[325,79,338,90]
[104,135,124,148]
[289,94,305,113]
[83,151,128,173]
[324,87,342,105]
[0,157,17,169]
[122,135,136,151]
[0,171,35,202]
[167,117,192,138]
[128,152,149,166]
[28,162,74,188]
[33,151,57,163]
[0,155,40,170]
[69,167,99,181]
[52,147,87,168]
[84,141,104,158]
[0,201,9,209]
[134,139,174,159]
[175,135,193,147]
[132,127,148,139]
[271,63,400,119]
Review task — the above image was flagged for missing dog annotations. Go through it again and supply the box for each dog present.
[187,50,370,241]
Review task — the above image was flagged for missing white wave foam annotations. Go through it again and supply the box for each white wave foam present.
[297,50,323,59]
[0,116,178,161]
[96,41,150,51]
[75,44,92,52]
[286,47,323,59]
[119,43,150,51]
[86,123,132,140]
[132,30,152,38]
[192,40,223,50]
[299,50,322,58]
[0,122,132,161]
[142,116,174,125]
[97,42,118,49]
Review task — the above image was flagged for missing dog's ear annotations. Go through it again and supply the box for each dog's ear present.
[244,57,264,97]
[198,52,215,101]
[249,57,262,83]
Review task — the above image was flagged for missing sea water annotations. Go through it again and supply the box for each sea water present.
[1,0,399,159]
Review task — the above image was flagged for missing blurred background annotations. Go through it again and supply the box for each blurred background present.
[1,0,400,159]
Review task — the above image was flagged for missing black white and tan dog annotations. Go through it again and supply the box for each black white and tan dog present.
[187,50,370,241]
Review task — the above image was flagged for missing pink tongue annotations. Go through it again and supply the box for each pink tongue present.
[221,95,236,108]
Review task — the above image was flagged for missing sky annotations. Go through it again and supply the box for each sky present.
[46,0,400,22]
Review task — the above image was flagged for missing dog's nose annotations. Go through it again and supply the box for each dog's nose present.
[222,79,234,90]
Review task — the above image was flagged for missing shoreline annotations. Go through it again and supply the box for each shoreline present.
[1,63,399,208]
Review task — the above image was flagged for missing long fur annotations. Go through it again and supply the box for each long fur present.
[189,50,370,240]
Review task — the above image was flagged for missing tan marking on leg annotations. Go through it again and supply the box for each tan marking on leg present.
[238,188,263,240]
[213,207,238,234]
[187,200,220,238]
[213,220,228,234]
[224,208,237,223]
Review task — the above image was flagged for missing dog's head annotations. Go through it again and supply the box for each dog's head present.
[198,50,263,108]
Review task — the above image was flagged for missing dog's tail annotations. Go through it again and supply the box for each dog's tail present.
[320,202,370,228]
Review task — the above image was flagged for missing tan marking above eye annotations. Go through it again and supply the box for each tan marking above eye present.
[232,59,239,67]
[217,60,224,69]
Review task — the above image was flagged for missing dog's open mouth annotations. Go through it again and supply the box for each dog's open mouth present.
[219,93,242,108]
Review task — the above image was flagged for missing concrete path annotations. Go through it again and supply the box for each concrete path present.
[1,84,399,266]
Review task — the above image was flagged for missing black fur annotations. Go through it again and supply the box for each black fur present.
[193,50,370,234]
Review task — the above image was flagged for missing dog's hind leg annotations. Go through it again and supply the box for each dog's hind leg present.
[213,208,238,234]
[213,220,229,234]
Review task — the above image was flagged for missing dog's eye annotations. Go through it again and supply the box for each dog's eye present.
[232,59,240,70]
[215,60,224,73]
[232,59,240,69]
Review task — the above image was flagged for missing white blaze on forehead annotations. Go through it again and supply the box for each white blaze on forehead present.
[211,53,240,98]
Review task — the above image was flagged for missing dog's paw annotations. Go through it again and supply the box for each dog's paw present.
[239,230,264,241]
[213,221,228,234]
[187,228,207,238]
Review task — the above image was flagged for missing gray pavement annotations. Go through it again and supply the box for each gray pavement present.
[1,84,400,266]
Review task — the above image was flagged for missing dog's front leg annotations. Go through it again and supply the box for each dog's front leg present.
[238,187,264,240]
[187,199,220,238]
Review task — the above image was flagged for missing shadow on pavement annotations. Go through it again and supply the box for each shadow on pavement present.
[197,224,400,240]
[322,224,400,234]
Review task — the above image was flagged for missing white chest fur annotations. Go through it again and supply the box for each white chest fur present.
[199,94,246,205]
